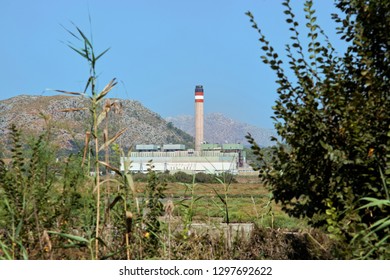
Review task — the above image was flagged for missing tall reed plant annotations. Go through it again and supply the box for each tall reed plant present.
[56,24,126,259]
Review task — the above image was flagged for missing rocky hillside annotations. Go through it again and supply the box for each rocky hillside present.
[0,95,193,151]
[166,113,278,147]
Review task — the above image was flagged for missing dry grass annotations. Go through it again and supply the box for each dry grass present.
[133,181,304,227]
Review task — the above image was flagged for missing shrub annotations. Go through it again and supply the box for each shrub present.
[246,0,390,258]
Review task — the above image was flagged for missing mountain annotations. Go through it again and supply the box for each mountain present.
[166,113,278,147]
[0,95,193,151]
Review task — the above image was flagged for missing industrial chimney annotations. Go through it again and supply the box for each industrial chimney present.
[194,85,204,151]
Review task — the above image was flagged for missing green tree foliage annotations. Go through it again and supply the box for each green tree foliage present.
[246,0,389,258]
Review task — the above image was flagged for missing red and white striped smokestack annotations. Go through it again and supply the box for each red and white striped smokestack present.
[195,85,204,151]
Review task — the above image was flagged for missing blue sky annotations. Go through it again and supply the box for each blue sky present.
[1,0,345,129]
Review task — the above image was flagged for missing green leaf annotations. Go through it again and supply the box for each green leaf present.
[47,231,89,243]
[67,44,88,59]
[213,188,226,205]
[55,89,85,96]
[84,76,94,93]
[95,237,108,248]
[15,240,29,260]
[95,47,110,61]
[193,196,204,203]
[62,26,81,41]
[74,25,93,49]
[0,241,12,260]
[358,198,390,209]
[369,218,390,232]
[15,208,24,237]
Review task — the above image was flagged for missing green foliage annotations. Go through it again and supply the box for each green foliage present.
[58,155,87,229]
[246,0,389,258]
[47,230,108,260]
[137,162,166,257]
[0,125,58,259]
[177,175,203,238]
[350,196,390,259]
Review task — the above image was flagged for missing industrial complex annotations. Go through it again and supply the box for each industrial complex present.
[120,85,252,174]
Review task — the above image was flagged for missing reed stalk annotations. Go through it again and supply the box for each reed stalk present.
[56,24,126,259]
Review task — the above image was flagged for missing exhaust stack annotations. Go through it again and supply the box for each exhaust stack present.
[194,85,204,151]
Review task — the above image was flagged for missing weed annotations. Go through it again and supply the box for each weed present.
[56,24,126,259]
[349,166,390,259]
[177,174,203,238]
[139,162,166,258]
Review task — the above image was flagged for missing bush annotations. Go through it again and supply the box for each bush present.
[246,0,390,258]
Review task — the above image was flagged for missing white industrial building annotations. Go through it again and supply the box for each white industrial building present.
[120,144,245,174]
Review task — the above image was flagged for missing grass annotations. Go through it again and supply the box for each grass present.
[0,146,331,260]
[135,181,308,228]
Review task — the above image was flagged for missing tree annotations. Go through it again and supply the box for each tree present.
[246,0,389,258]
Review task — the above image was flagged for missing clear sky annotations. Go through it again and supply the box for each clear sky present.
[1,0,344,129]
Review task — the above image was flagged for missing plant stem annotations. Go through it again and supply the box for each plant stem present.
[94,109,100,260]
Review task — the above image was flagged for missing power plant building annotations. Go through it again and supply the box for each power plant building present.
[120,85,248,174]
[120,143,245,174]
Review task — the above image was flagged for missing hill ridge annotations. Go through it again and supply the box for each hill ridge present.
[166,112,277,147]
[0,95,194,151]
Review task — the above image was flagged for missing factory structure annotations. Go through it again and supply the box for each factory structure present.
[194,85,204,152]
[120,85,248,174]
